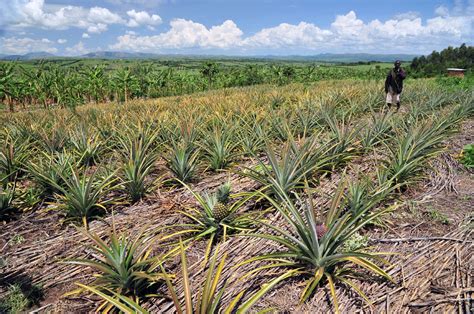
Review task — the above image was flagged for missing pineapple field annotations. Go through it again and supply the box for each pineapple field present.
[0,78,473,313]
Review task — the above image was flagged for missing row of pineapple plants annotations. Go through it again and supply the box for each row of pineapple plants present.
[57,97,473,311]
[0,80,392,222]
[0,79,472,311]
[61,99,472,312]
[1,81,469,225]
[1,82,468,224]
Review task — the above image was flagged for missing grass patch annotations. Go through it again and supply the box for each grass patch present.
[0,283,43,313]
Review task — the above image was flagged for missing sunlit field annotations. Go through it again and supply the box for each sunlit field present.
[1,76,473,312]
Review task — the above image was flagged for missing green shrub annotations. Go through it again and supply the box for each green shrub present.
[0,284,43,313]
[0,284,29,313]
[461,144,474,168]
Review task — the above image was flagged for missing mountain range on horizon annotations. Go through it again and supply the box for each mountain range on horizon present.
[0,51,419,63]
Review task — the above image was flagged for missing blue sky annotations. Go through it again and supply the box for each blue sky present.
[0,0,473,56]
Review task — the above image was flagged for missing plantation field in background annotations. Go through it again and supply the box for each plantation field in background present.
[0,58,395,112]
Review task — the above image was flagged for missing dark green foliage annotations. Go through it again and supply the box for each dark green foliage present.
[0,183,16,219]
[461,144,474,168]
[410,44,473,77]
[1,59,392,111]
[27,152,74,196]
[48,169,117,228]
[0,283,43,313]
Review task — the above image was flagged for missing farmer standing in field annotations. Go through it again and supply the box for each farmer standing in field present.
[385,60,406,111]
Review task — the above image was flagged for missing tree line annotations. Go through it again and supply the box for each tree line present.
[410,44,473,77]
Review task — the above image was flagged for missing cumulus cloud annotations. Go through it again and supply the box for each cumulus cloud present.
[243,22,331,48]
[111,19,243,51]
[0,36,58,54]
[4,0,125,33]
[127,10,162,27]
[57,38,67,44]
[110,9,473,54]
[393,11,420,21]
[87,23,108,34]
[82,33,90,39]
[65,41,90,55]
[106,0,171,6]
[435,6,450,17]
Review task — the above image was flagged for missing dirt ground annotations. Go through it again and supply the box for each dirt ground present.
[1,119,473,313]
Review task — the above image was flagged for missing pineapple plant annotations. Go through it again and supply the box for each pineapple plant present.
[0,183,15,219]
[167,180,262,261]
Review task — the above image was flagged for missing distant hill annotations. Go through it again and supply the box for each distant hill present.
[1,51,56,60]
[0,51,418,63]
[81,51,160,59]
[267,53,418,62]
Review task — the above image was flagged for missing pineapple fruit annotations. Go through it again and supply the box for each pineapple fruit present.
[212,202,230,221]
[212,181,232,221]
[316,223,328,239]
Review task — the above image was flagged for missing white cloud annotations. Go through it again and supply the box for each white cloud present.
[87,23,108,34]
[435,6,450,17]
[65,41,90,55]
[331,11,365,37]
[126,10,162,27]
[82,33,90,39]
[57,38,67,44]
[0,36,58,54]
[111,19,243,51]
[106,0,170,5]
[111,9,472,54]
[88,7,124,24]
[243,22,331,48]
[5,0,125,33]
[394,11,420,21]
[435,0,474,17]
